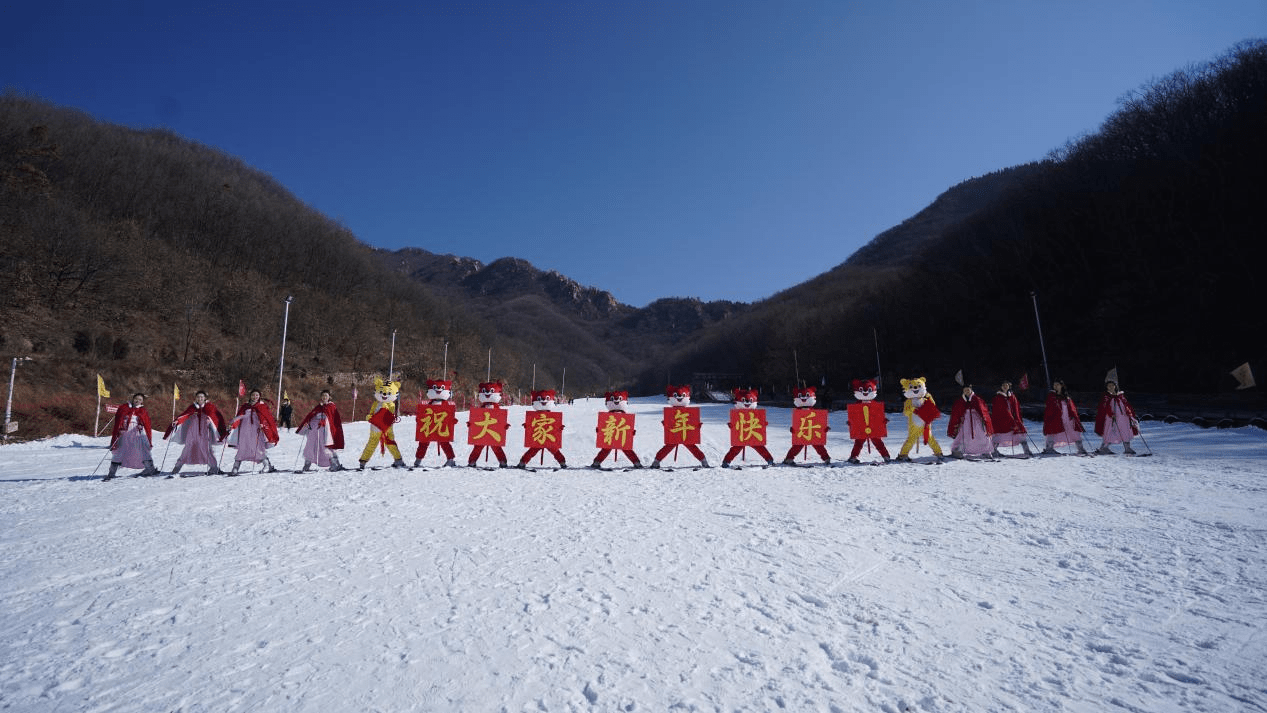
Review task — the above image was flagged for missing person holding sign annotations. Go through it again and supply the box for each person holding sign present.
[467,382,509,468]
[518,389,567,469]
[591,391,642,469]
[650,385,710,469]
[783,385,832,465]
[721,388,775,469]
[414,379,458,468]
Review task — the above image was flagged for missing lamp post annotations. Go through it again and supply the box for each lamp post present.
[276,295,294,417]
[4,357,32,442]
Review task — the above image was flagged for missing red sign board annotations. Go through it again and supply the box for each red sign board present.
[662,407,701,446]
[791,408,829,446]
[467,407,508,447]
[595,412,636,449]
[523,411,563,449]
[847,402,886,439]
[729,409,768,448]
[415,403,456,442]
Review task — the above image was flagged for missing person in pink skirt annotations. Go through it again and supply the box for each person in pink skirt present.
[106,393,157,480]
[990,380,1033,457]
[228,388,280,474]
[165,390,229,476]
[296,390,346,472]
[1094,380,1139,455]
[1042,380,1087,455]
[948,384,994,458]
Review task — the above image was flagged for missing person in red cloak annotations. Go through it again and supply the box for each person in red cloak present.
[229,388,281,474]
[1094,380,1139,455]
[106,392,156,480]
[1042,379,1087,454]
[947,383,994,458]
[296,390,346,472]
[165,390,229,476]
[990,380,1032,457]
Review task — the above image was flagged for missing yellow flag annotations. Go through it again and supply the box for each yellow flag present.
[174,384,180,401]
[97,374,110,398]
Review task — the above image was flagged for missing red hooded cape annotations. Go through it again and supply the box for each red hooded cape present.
[110,403,152,449]
[990,392,1027,435]
[297,402,345,450]
[165,402,229,440]
[235,400,280,444]
[1043,392,1084,435]
[1094,392,1139,437]
[947,394,993,438]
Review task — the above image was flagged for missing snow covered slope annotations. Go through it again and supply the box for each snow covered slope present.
[2,399,1264,712]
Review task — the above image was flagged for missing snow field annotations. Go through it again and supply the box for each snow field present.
[1,398,1265,712]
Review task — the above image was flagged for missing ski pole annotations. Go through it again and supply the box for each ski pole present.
[1132,420,1153,455]
[158,419,179,473]
[89,448,111,478]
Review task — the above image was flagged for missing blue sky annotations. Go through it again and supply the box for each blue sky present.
[5,1,1264,307]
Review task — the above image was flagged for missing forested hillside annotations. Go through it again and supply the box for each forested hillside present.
[636,40,1266,407]
[0,94,742,438]
[0,98,599,436]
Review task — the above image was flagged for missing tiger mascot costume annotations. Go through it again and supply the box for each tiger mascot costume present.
[896,376,945,463]
[359,376,407,469]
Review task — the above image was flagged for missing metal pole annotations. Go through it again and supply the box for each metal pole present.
[388,329,397,379]
[1030,291,1052,392]
[276,295,293,418]
[3,357,27,442]
[873,328,884,394]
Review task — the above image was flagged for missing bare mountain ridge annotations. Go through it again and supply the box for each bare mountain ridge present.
[378,246,750,347]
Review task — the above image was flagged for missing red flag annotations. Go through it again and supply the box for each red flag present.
[238,379,246,397]
[1019,373,1030,391]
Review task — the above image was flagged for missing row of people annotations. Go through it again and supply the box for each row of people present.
[101,376,1140,478]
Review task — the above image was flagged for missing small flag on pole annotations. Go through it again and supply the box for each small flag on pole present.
[173,384,180,401]
[97,374,110,398]
[1019,373,1030,391]
[954,369,964,386]
[1105,367,1119,384]
[1230,362,1256,390]
[238,380,246,397]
